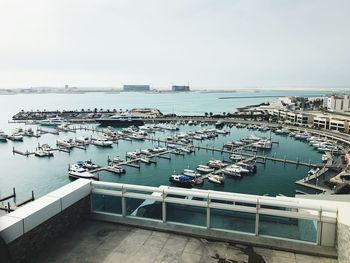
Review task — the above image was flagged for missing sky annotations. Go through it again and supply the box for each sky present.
[0,0,349,89]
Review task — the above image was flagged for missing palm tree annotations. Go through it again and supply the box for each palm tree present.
[209,112,213,117]
[204,112,208,117]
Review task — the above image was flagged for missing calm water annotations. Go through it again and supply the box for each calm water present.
[0,90,331,201]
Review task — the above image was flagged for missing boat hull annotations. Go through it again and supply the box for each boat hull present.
[97,119,144,127]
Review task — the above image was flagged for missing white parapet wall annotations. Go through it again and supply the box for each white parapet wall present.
[337,203,350,263]
[0,179,91,244]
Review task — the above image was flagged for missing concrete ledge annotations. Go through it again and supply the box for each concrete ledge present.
[90,212,338,259]
[0,216,23,244]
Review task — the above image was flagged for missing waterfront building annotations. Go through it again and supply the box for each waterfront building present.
[171,85,190,92]
[123,85,150,92]
[324,94,350,113]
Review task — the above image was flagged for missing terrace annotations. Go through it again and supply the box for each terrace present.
[1,179,349,263]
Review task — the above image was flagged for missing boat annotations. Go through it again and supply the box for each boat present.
[39,116,66,126]
[56,138,74,148]
[196,165,214,173]
[275,128,289,135]
[108,165,125,174]
[68,164,97,180]
[92,137,113,147]
[113,156,123,163]
[222,167,242,177]
[207,160,227,169]
[208,175,224,184]
[34,149,53,157]
[294,132,310,140]
[237,162,257,173]
[7,133,24,141]
[252,139,272,150]
[183,169,201,178]
[127,152,138,159]
[140,157,151,164]
[75,136,91,144]
[169,174,193,187]
[215,121,224,128]
[308,168,320,176]
[140,149,151,155]
[96,113,144,127]
[84,160,99,169]
[229,154,244,161]
[322,154,329,163]
[0,130,7,141]
[57,123,70,131]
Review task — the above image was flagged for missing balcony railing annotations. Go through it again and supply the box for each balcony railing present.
[90,181,337,246]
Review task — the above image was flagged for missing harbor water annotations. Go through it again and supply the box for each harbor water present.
[0,90,334,200]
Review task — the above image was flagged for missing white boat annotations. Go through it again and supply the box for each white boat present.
[183,169,201,178]
[140,149,151,155]
[295,132,310,140]
[140,157,151,164]
[57,138,74,148]
[57,123,70,131]
[7,133,24,141]
[252,139,272,149]
[322,154,329,163]
[34,149,53,157]
[0,130,8,141]
[196,165,214,173]
[40,116,66,126]
[230,164,249,173]
[222,167,241,177]
[68,164,97,180]
[308,168,320,176]
[113,156,123,163]
[127,152,138,159]
[108,165,125,174]
[92,137,113,147]
[208,175,224,184]
[84,161,99,169]
[230,154,244,161]
[208,160,227,169]
[75,136,91,144]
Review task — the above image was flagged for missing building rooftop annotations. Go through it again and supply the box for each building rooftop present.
[35,219,337,263]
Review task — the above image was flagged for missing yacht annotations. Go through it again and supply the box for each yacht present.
[252,139,272,150]
[222,167,242,177]
[237,162,257,173]
[56,138,74,148]
[229,154,244,161]
[183,169,201,178]
[208,175,224,184]
[92,137,113,147]
[207,160,227,169]
[75,136,91,144]
[84,161,99,170]
[322,154,329,163]
[169,174,193,188]
[140,157,151,164]
[196,165,214,173]
[0,130,8,141]
[40,116,66,126]
[7,133,24,141]
[126,152,138,159]
[34,149,53,157]
[108,165,125,174]
[68,164,97,180]
[96,113,144,127]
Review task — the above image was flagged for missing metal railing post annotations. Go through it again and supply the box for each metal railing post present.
[316,209,322,245]
[122,186,126,217]
[162,189,166,223]
[255,200,260,236]
[206,194,210,229]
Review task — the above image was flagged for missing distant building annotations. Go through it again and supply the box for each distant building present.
[171,85,190,92]
[123,85,150,92]
[323,94,350,113]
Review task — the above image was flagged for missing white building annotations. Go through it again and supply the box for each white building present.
[324,95,350,113]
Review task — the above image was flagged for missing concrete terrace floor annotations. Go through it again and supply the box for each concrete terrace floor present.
[35,220,337,263]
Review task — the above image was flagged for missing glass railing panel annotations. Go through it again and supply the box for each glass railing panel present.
[126,197,162,220]
[210,209,255,233]
[166,203,206,227]
[258,214,317,243]
[91,193,122,215]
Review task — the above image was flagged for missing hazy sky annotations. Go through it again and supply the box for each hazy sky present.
[0,0,349,89]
